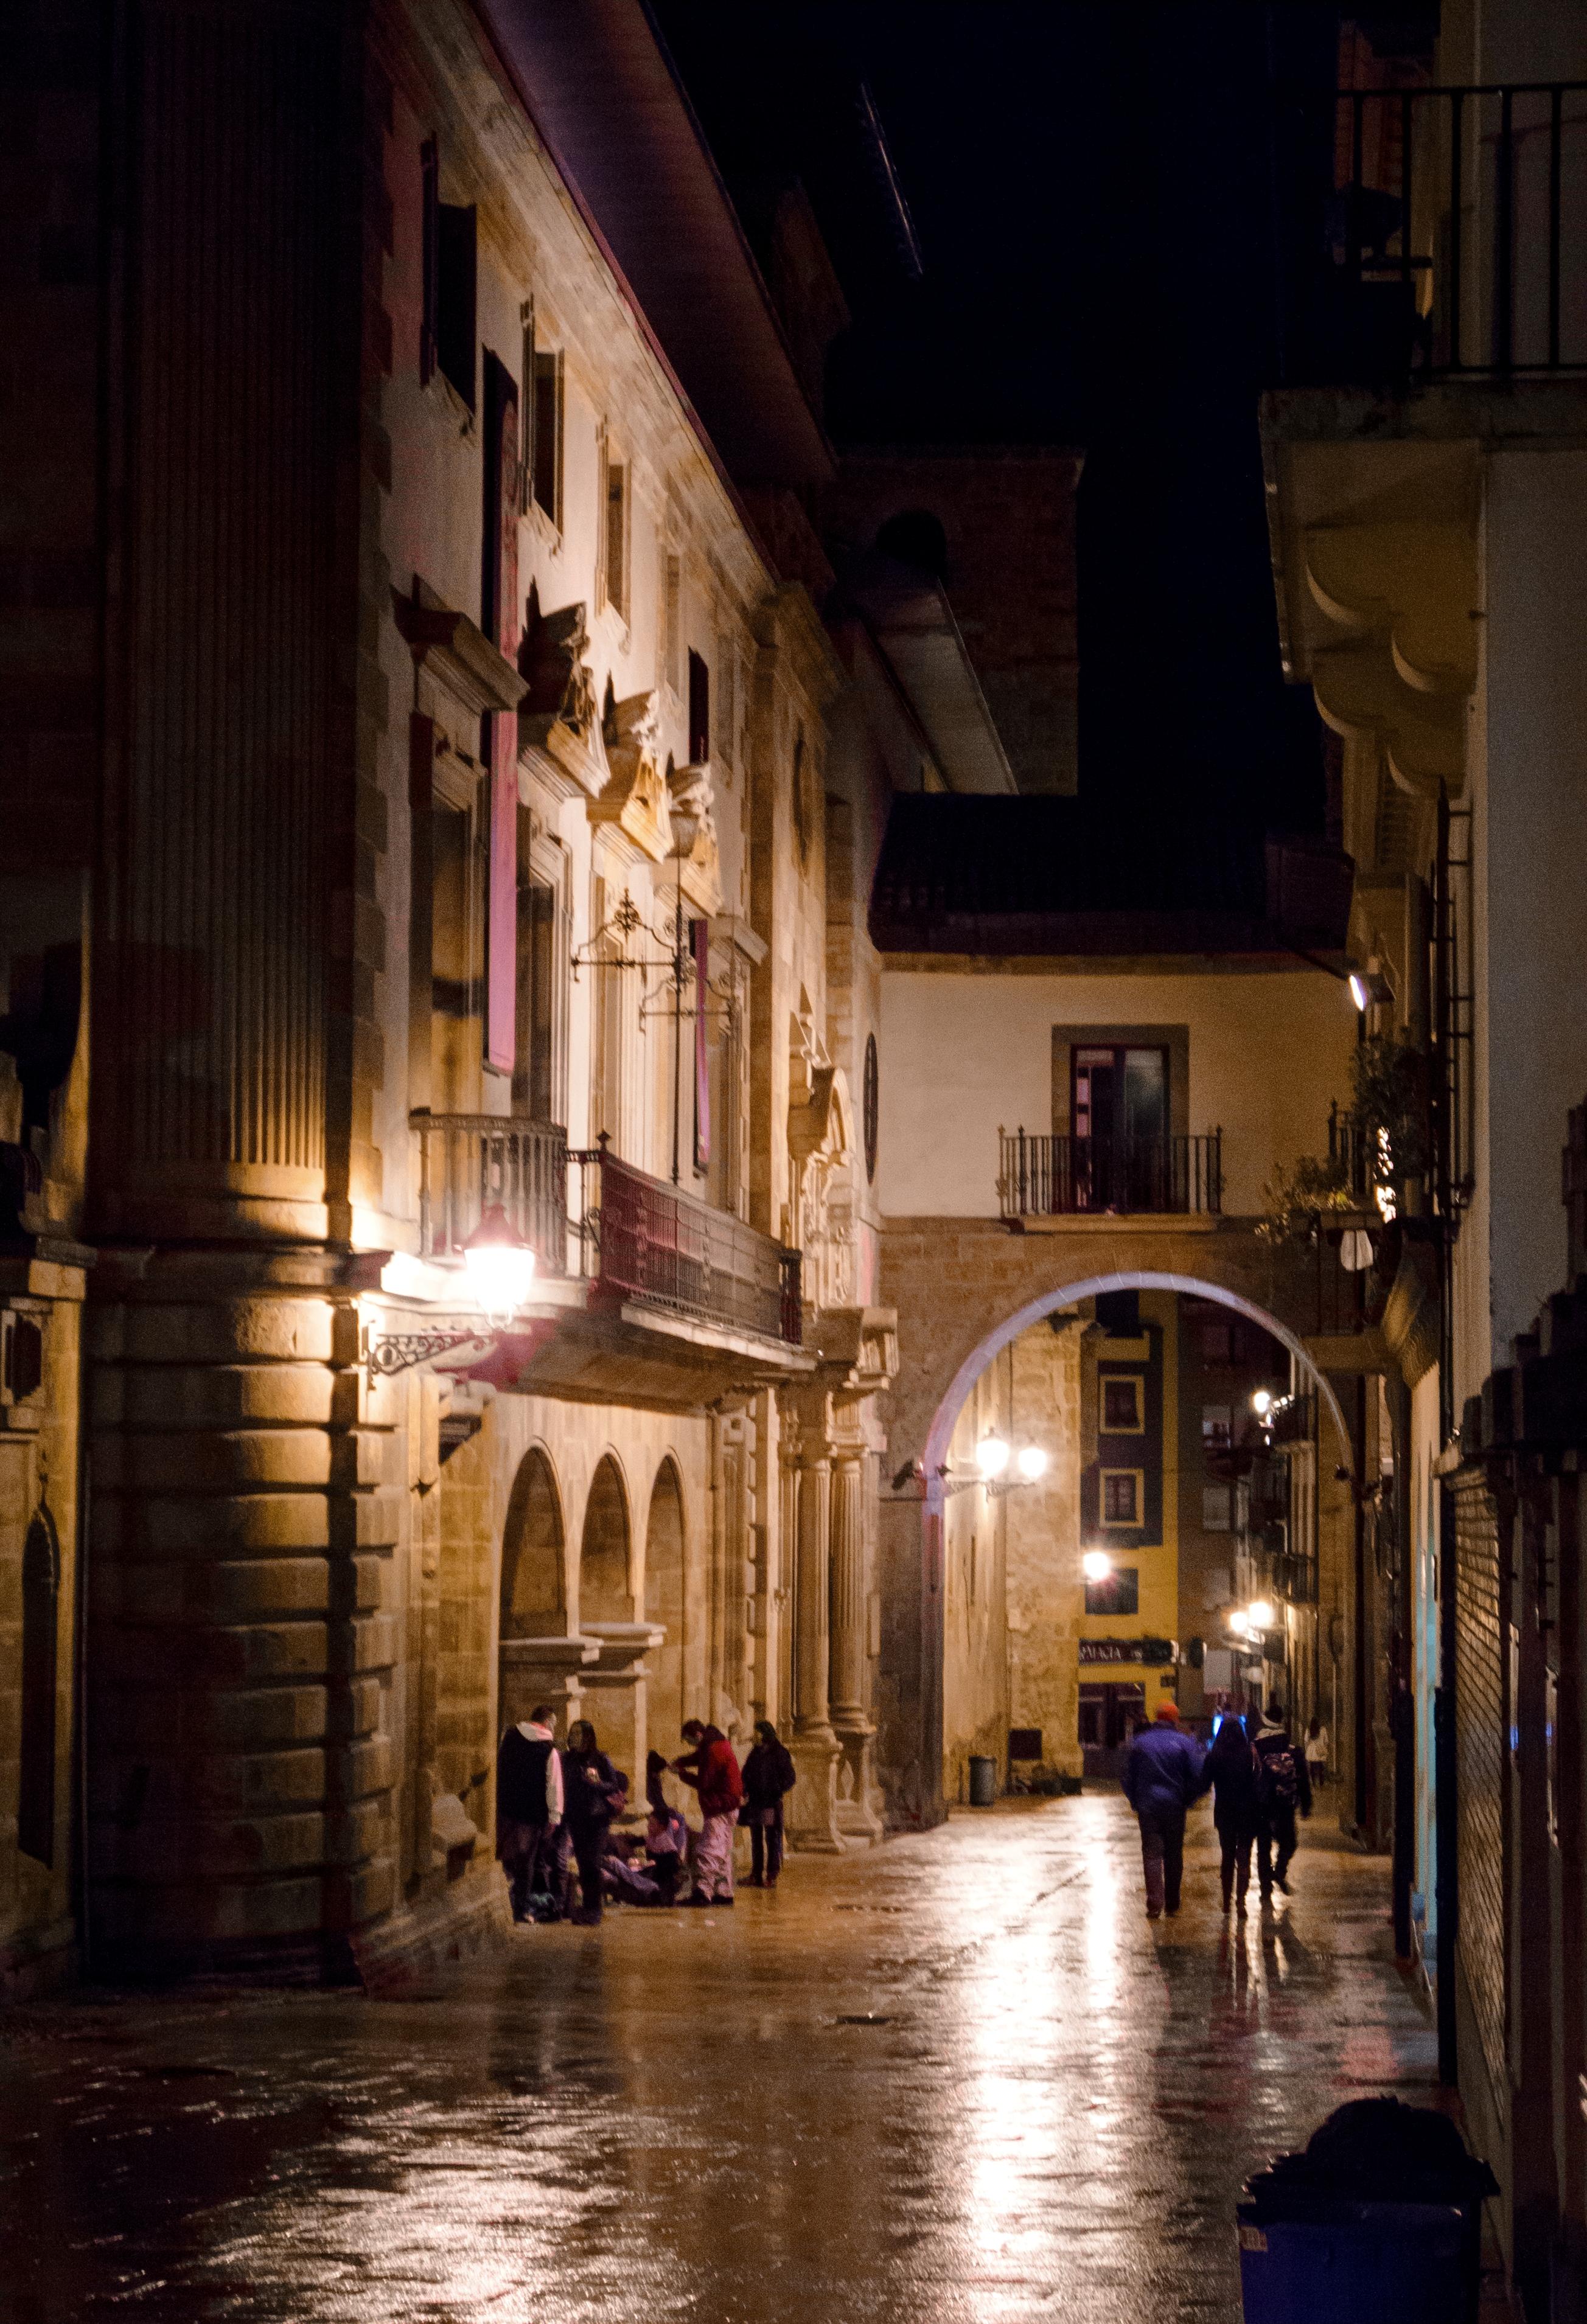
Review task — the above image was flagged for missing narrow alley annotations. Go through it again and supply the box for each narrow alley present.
[0,1796,1433,2324]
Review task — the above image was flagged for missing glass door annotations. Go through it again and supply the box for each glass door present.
[1072,1046,1168,1210]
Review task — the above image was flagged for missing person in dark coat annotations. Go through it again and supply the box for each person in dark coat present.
[495,1703,563,1923]
[644,1751,689,1905]
[740,1719,797,1887]
[562,1719,627,1925]
[1120,1700,1206,1920]
[1252,1698,1313,1900]
[1205,1710,1260,1914]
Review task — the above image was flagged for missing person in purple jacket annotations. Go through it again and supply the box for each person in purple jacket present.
[1121,1700,1207,1921]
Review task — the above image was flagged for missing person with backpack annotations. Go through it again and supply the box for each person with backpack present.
[1120,1700,1206,1921]
[1205,1708,1261,1914]
[1253,1697,1313,1899]
[561,1719,628,1925]
[673,1718,742,1905]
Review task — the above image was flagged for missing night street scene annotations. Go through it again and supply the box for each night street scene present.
[4,1,1587,2318]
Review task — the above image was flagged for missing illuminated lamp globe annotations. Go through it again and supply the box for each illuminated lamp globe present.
[1082,1550,1113,1584]
[1349,972,1370,1012]
[1016,1444,1048,1483]
[1251,1388,1274,1419]
[1227,1610,1250,1640]
[462,1205,537,1327]
[1247,1598,1276,1633]
[977,1432,1011,1481]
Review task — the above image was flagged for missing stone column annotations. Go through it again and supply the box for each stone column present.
[828,1442,881,1840]
[785,1395,842,1850]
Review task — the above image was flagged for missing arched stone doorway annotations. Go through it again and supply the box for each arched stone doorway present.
[877,1256,1356,1829]
[644,1458,686,1758]
[577,1453,655,1786]
[497,1448,572,1731]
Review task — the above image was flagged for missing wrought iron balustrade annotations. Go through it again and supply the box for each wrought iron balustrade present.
[1278,80,1587,382]
[411,1113,569,1274]
[571,1141,801,1348]
[997,1129,1222,1220]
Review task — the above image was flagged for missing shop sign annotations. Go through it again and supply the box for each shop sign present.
[1079,1636,1176,1666]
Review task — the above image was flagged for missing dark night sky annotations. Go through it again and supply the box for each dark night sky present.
[653,1,1348,838]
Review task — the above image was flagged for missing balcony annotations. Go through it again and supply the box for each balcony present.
[1277,81,1587,384]
[411,1113,570,1273]
[997,1129,1222,1222]
[405,1116,805,1405]
[571,1142,801,1349]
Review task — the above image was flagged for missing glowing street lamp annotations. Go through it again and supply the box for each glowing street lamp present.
[977,1431,1011,1481]
[462,1203,538,1327]
[1251,1388,1274,1420]
[1247,1598,1275,1633]
[1016,1442,1048,1483]
[1083,1550,1114,1584]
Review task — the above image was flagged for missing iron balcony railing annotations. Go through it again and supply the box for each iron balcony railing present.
[571,1139,801,1348]
[1278,80,1587,383]
[411,1112,569,1273]
[997,1129,1222,1220]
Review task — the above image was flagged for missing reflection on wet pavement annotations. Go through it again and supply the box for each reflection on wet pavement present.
[1,1793,1435,2322]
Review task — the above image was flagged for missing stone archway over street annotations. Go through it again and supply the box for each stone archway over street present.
[875,1216,1354,1826]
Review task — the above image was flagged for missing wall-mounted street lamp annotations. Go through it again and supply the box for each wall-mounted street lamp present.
[364,1205,538,1383]
[934,1431,1049,1498]
[1082,1549,1114,1584]
[1348,967,1394,1012]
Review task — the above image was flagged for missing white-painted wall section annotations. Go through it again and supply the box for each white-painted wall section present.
[877,968,1358,1217]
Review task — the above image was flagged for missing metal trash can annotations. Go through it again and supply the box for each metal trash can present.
[1238,2098,1493,2324]
[968,1755,997,1806]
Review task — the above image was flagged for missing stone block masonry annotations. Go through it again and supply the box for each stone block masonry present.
[87,1251,399,1980]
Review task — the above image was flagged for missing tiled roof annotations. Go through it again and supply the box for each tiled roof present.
[868,796,1352,958]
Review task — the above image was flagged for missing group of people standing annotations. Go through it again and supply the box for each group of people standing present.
[1121,1698,1315,1920]
[495,1706,797,1925]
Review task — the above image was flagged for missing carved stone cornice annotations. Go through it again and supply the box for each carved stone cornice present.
[393,583,526,715]
[516,592,609,798]
[667,759,722,914]
[1380,1220,1442,1388]
[589,688,671,861]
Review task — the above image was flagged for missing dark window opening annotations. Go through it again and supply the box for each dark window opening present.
[688,650,710,764]
[863,1032,879,1185]
[1101,1374,1142,1432]
[436,200,476,412]
[1101,1470,1140,1525]
[420,139,439,385]
[1085,1564,1140,1618]
[1094,1287,1140,1337]
[1073,1044,1170,1209]
[532,351,563,525]
[604,457,627,618]
[515,872,557,1122]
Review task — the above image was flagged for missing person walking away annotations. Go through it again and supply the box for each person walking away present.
[644,1751,689,1905]
[1205,1709,1260,1914]
[1305,1715,1329,1793]
[674,1719,742,1905]
[740,1718,797,1887]
[496,1703,564,1923]
[562,1719,627,1925]
[1121,1700,1206,1921]
[1253,1698,1313,1900]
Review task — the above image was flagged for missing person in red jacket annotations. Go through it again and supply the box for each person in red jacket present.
[673,1719,742,1905]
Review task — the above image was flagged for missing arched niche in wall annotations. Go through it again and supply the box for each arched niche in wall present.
[579,1453,633,1624]
[500,1447,566,1638]
[18,1501,60,1868]
[644,1457,686,1752]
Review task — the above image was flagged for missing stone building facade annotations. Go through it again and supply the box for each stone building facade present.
[0,0,913,1985]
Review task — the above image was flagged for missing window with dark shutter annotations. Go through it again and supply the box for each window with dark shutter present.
[436,201,476,412]
[420,139,439,385]
[532,350,563,525]
[687,650,710,764]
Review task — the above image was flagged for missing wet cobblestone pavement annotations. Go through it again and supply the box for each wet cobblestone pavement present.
[1,1793,1436,2323]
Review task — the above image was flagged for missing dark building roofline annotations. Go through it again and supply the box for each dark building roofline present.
[868,796,1353,961]
[476,0,835,490]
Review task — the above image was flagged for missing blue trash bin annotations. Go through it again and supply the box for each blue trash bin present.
[1237,2196,1470,2324]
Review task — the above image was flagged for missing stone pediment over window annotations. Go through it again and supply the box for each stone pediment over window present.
[517,586,609,799]
[667,758,721,915]
[588,686,671,861]
[393,579,525,717]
